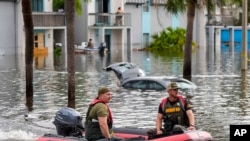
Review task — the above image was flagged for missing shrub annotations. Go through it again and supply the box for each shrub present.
[147,27,196,52]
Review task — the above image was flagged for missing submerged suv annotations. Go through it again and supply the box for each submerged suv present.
[104,62,197,91]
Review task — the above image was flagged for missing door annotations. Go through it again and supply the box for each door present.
[96,0,110,24]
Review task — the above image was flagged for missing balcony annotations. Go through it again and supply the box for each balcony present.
[32,12,66,27]
[88,13,131,27]
[125,0,146,4]
[206,14,235,26]
[150,0,167,5]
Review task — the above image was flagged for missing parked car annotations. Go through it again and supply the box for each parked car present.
[104,62,197,91]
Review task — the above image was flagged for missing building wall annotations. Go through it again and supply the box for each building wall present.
[16,0,25,55]
[43,0,54,54]
[0,1,17,55]
[150,6,207,48]
[75,1,89,45]
[150,6,174,32]
[125,4,189,47]
[45,29,53,53]
[194,8,207,48]
[124,5,142,46]
[88,0,96,42]
[111,0,123,13]
[44,0,52,12]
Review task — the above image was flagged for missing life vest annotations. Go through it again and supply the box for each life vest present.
[85,99,113,141]
[160,95,186,111]
[160,95,189,131]
[89,99,113,124]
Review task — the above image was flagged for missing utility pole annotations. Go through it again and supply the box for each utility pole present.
[242,0,248,70]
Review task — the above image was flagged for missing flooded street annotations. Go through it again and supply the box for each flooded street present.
[0,48,249,141]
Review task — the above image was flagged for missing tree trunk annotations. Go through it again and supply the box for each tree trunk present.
[66,0,76,108]
[183,2,195,81]
[22,0,34,111]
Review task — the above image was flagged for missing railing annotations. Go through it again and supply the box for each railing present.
[88,13,131,27]
[206,15,235,26]
[150,0,167,5]
[125,0,146,4]
[32,12,66,27]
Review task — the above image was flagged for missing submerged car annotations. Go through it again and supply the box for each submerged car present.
[121,76,197,91]
[104,62,145,81]
[104,62,197,91]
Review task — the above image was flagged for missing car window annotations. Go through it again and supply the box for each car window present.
[148,81,165,91]
[123,80,147,90]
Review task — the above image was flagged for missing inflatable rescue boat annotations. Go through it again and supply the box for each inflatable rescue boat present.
[36,107,213,141]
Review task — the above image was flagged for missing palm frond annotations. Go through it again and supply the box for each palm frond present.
[164,0,187,15]
[75,0,82,15]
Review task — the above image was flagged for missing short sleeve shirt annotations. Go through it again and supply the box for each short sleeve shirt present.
[88,103,109,120]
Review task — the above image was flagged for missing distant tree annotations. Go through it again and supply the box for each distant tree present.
[53,0,64,11]
[53,0,89,15]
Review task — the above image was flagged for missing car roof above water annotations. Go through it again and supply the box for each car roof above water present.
[122,76,197,90]
[124,76,179,81]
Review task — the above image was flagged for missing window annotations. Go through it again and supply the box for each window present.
[32,0,43,12]
[143,0,149,12]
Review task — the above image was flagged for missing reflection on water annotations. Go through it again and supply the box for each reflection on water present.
[0,49,250,141]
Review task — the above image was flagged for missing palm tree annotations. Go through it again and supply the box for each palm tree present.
[164,0,241,81]
[65,0,76,109]
[21,0,89,110]
[22,0,34,110]
[66,0,90,108]
[21,0,34,111]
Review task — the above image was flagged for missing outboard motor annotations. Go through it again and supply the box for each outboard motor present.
[53,107,84,137]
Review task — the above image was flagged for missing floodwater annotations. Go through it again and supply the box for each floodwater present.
[0,46,250,141]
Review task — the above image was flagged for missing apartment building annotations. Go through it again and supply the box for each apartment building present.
[1,0,208,56]
[75,0,207,53]
[0,0,66,55]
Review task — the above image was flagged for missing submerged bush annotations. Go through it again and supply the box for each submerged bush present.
[54,46,62,56]
[147,27,196,52]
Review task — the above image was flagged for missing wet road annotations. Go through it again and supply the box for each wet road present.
[0,48,249,141]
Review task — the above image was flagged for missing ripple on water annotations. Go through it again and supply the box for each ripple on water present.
[1,52,250,141]
[0,130,37,141]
